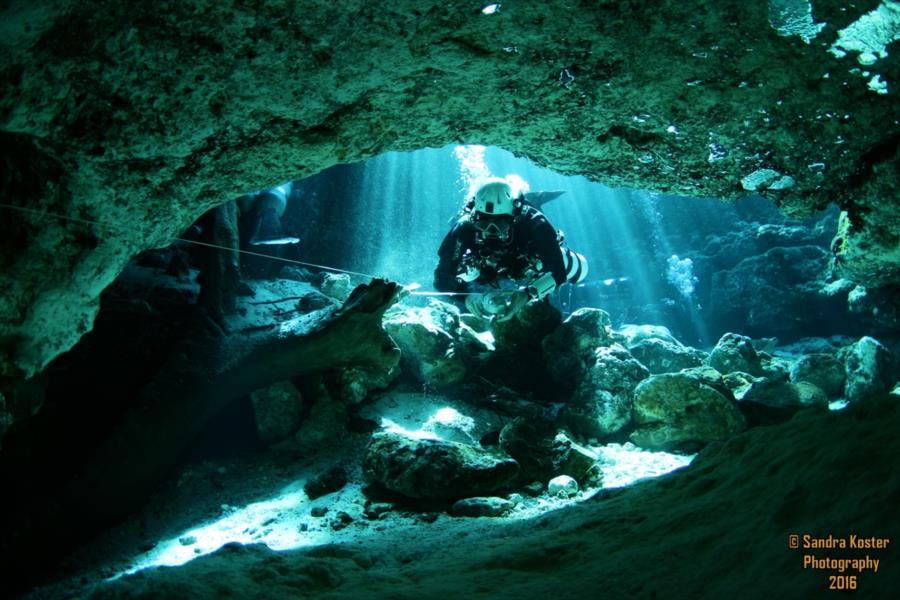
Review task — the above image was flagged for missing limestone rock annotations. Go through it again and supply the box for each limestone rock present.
[755,223,832,248]
[847,284,900,329]
[759,353,792,381]
[451,497,513,518]
[362,432,519,500]
[708,333,766,377]
[547,475,579,497]
[617,323,682,347]
[383,303,466,388]
[794,382,830,407]
[831,210,900,289]
[499,419,599,484]
[522,481,544,497]
[491,299,562,351]
[359,392,506,446]
[421,406,478,444]
[708,246,840,337]
[542,308,618,384]
[565,345,650,439]
[678,365,732,398]
[628,338,706,374]
[721,371,763,400]
[721,371,764,401]
[318,273,352,302]
[741,168,784,192]
[472,299,563,398]
[631,372,746,451]
[250,380,305,444]
[725,373,828,409]
[294,290,338,313]
[304,466,348,500]
[275,382,348,455]
[789,353,845,398]
[335,365,398,406]
[844,336,894,403]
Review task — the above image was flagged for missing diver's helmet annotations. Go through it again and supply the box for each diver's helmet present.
[471,178,518,241]
[472,178,516,216]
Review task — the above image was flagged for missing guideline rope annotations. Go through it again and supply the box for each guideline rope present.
[0,201,474,295]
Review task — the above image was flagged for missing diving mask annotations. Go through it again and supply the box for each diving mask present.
[473,214,513,240]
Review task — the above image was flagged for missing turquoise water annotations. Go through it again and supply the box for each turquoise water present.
[283,145,843,346]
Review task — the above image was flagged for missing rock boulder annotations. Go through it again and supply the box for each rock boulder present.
[631,372,746,451]
[565,345,650,439]
[844,336,894,403]
[363,432,519,500]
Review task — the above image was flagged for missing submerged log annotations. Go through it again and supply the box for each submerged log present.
[1,279,401,585]
[79,278,400,512]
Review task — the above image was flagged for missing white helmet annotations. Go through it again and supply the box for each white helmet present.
[472,178,516,216]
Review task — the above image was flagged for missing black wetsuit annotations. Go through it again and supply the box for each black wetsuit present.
[434,205,568,293]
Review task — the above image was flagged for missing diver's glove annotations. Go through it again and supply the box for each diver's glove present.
[457,264,481,283]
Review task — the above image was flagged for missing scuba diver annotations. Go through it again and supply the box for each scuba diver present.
[237,182,299,246]
[235,181,300,279]
[434,176,588,322]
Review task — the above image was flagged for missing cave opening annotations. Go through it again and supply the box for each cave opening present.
[7,142,894,598]
[226,143,855,347]
[1,0,899,596]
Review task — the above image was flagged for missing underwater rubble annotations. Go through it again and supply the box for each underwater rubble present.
[244,272,899,510]
[9,261,900,599]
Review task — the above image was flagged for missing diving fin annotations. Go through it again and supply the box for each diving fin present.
[522,190,566,209]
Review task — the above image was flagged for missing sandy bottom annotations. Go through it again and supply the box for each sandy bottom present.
[24,392,900,600]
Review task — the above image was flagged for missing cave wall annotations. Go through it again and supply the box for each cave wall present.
[0,0,898,385]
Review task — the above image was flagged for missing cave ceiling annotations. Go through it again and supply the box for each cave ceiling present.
[0,0,898,379]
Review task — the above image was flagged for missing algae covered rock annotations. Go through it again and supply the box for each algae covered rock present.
[708,333,766,377]
[336,365,399,405]
[304,466,348,500]
[707,245,837,337]
[789,353,845,398]
[250,380,305,444]
[499,418,599,485]
[628,338,706,374]
[358,392,504,446]
[844,336,894,403]
[565,344,650,439]
[847,284,900,329]
[617,323,682,347]
[630,372,745,451]
[491,299,562,350]
[678,365,732,397]
[794,382,830,407]
[275,381,349,454]
[383,302,466,388]
[542,308,618,384]
[724,373,828,409]
[318,272,353,301]
[363,432,519,500]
